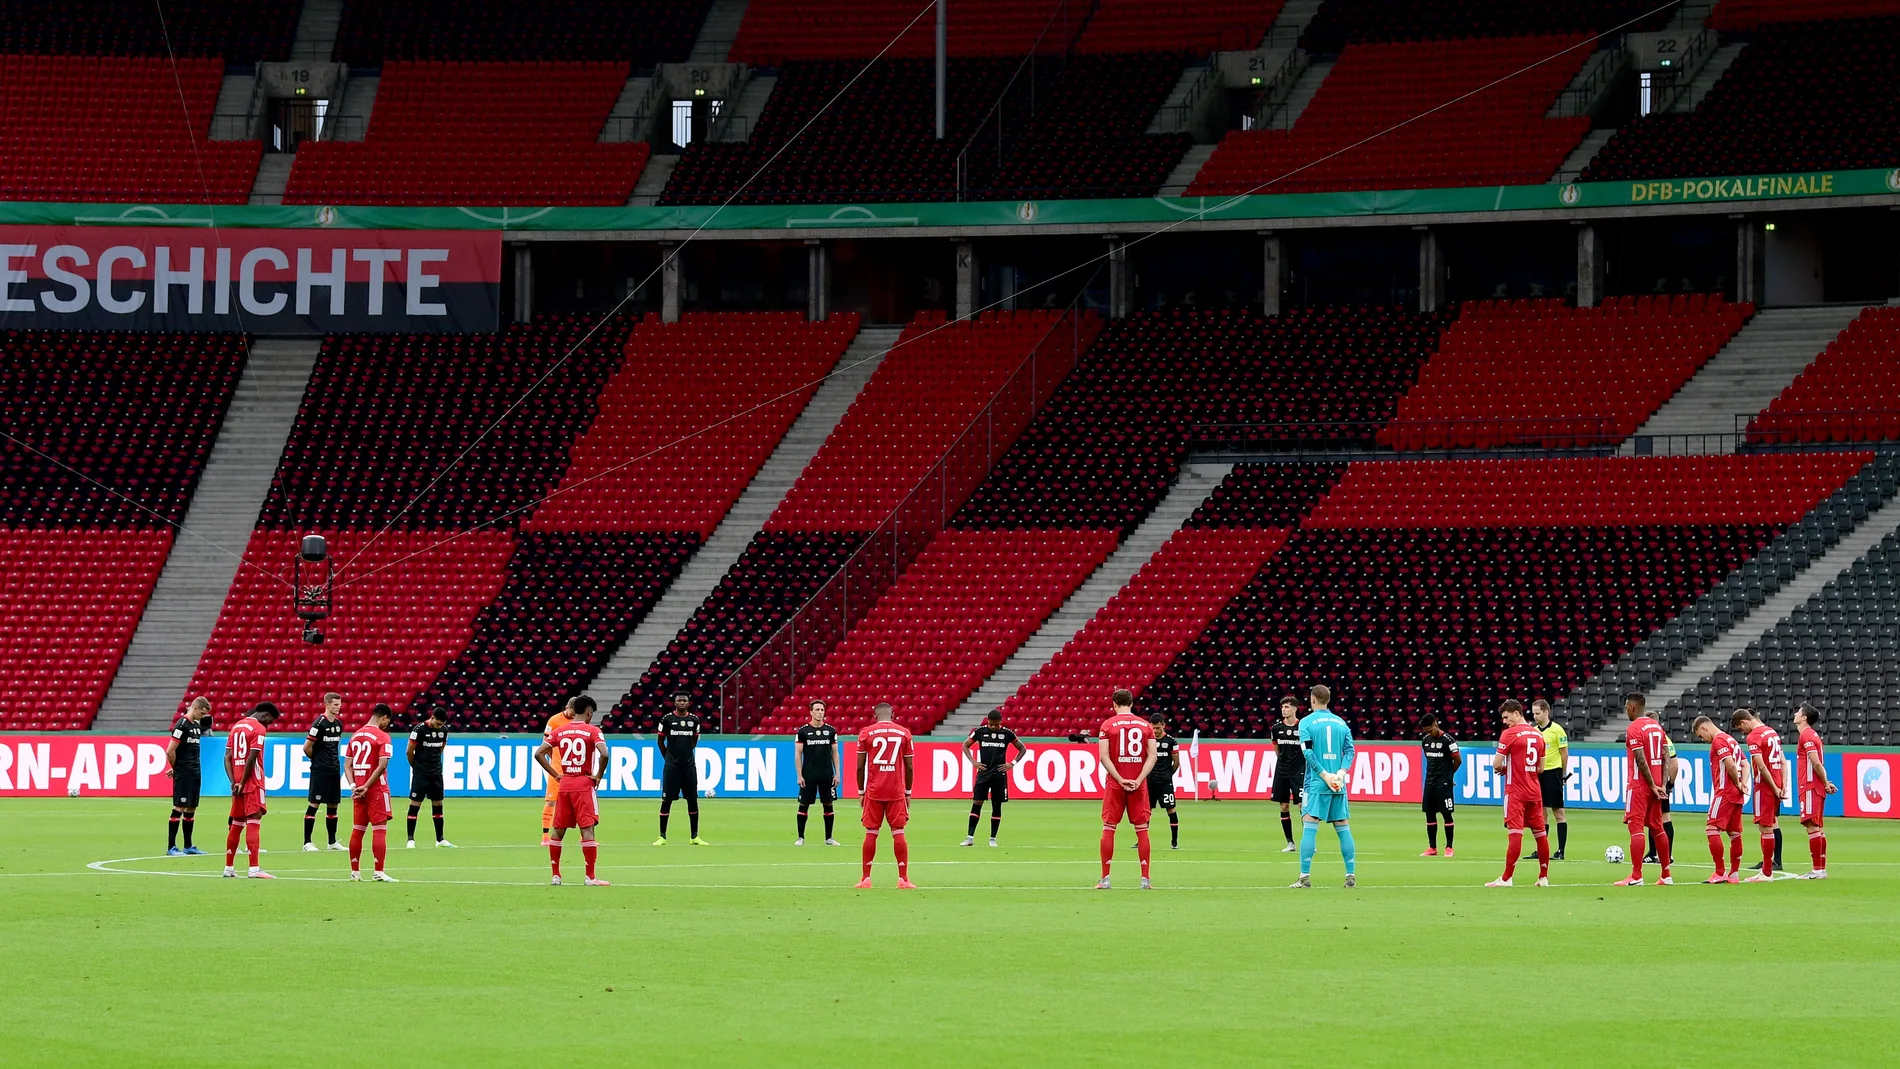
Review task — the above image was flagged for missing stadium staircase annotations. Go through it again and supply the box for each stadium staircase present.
[95,340,321,732]
[1561,453,1900,739]
[1749,307,1900,445]
[327,72,378,142]
[940,461,1233,734]
[712,74,776,143]
[1552,129,1614,184]
[582,324,897,712]
[248,156,294,205]
[1627,305,1864,446]
[1667,42,1746,113]
[1140,454,1862,741]
[1670,513,1900,747]
[689,0,750,63]
[290,0,344,61]
[1382,294,1752,452]
[1583,16,1900,181]
[1582,464,1900,741]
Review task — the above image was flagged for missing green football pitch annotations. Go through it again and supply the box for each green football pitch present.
[3,797,1895,1067]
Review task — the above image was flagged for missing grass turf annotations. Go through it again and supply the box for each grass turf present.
[1,797,1895,1067]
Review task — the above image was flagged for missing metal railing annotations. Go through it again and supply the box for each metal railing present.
[1186,418,1741,457]
[1550,42,1631,119]
[1739,410,1900,448]
[717,305,1100,732]
[1149,54,1219,136]
[1652,28,1716,114]
[1242,47,1309,132]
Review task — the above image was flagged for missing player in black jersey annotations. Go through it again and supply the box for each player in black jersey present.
[962,710,1025,846]
[406,709,454,848]
[303,692,345,852]
[1418,714,1462,857]
[655,694,707,845]
[794,700,840,845]
[1148,712,1183,849]
[1270,697,1304,852]
[165,697,212,855]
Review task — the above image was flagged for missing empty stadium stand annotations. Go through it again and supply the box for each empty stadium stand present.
[984,53,1193,200]
[956,306,1442,533]
[1709,0,1900,32]
[730,0,1077,65]
[1077,0,1286,54]
[1381,294,1752,451]
[1582,17,1900,180]
[0,530,173,729]
[998,526,1289,736]
[1139,455,1865,740]
[1560,453,1899,737]
[1189,36,1591,194]
[0,0,300,58]
[1,330,248,528]
[1672,520,1900,747]
[187,530,516,732]
[613,310,1085,728]
[766,310,1093,531]
[1749,307,1900,445]
[0,55,259,203]
[526,312,860,535]
[0,329,245,729]
[413,532,698,728]
[333,0,710,64]
[411,313,861,726]
[259,315,631,529]
[284,61,647,206]
[1298,0,1674,53]
[759,528,1118,733]
[659,58,1021,204]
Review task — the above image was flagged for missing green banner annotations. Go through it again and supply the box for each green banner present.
[1,167,1892,232]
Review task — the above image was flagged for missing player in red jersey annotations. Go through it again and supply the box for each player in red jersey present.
[1735,708,1786,882]
[1793,704,1838,879]
[1488,700,1550,888]
[1616,694,1673,886]
[346,704,398,882]
[1693,715,1747,884]
[856,702,915,889]
[223,701,280,878]
[534,695,609,886]
[1096,689,1158,890]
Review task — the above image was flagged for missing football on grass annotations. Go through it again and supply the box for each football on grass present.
[1605,844,1625,864]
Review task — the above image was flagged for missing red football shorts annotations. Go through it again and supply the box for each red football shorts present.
[1624,788,1664,830]
[1707,794,1743,834]
[1101,779,1152,828]
[1503,796,1546,833]
[861,796,909,831]
[353,789,392,827]
[1799,788,1825,826]
[553,784,599,830]
[1752,789,1781,827]
[228,786,267,823]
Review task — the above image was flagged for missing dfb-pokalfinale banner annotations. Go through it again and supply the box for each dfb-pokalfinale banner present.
[0,226,500,333]
[2,735,1892,819]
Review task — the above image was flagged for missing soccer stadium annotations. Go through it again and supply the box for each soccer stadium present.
[4,0,1900,1063]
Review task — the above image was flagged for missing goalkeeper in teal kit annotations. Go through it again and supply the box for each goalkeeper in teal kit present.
[1293,685,1357,888]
